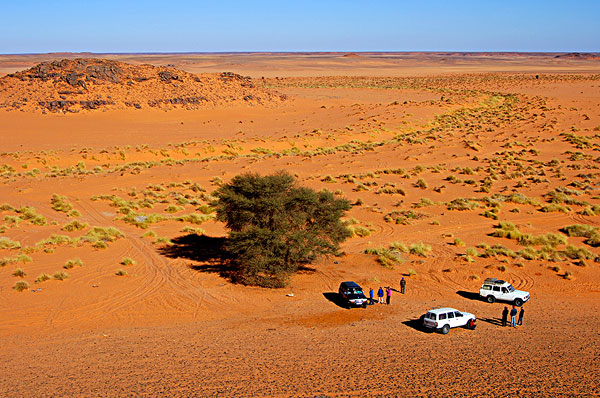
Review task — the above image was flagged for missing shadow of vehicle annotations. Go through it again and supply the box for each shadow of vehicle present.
[323,292,349,309]
[479,317,504,327]
[456,290,482,302]
[402,316,430,334]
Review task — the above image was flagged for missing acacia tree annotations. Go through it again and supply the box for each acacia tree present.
[212,171,351,287]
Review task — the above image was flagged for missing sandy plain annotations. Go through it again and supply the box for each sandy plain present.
[0,53,600,397]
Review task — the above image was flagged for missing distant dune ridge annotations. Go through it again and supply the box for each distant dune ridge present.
[0,58,285,113]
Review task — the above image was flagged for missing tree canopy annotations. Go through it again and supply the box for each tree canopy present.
[212,171,351,287]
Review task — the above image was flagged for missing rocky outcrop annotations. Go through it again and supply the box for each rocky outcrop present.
[0,58,286,113]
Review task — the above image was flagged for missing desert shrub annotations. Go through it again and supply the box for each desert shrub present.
[491,222,522,240]
[481,210,498,220]
[115,269,128,276]
[35,273,51,283]
[61,220,89,231]
[142,230,157,238]
[497,265,507,272]
[81,226,124,246]
[174,213,214,225]
[347,225,371,237]
[51,194,74,213]
[407,269,417,276]
[563,245,595,260]
[519,233,567,248]
[53,271,69,280]
[64,258,83,269]
[389,241,408,252]
[409,242,432,257]
[153,236,174,246]
[13,280,29,292]
[469,274,480,281]
[93,241,108,249]
[560,224,600,247]
[482,244,517,258]
[36,234,73,247]
[446,198,479,211]
[12,268,26,277]
[0,237,21,250]
[68,210,81,218]
[121,257,136,266]
[122,212,167,229]
[377,250,403,269]
[197,204,215,214]
[563,271,573,280]
[212,171,351,287]
[16,206,47,226]
[518,247,540,260]
[465,247,479,257]
[539,204,571,213]
[15,254,32,263]
[180,226,206,235]
[165,205,185,213]
[454,238,465,247]
[550,265,562,272]
[414,178,428,189]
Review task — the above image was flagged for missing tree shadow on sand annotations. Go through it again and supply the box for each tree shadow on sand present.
[158,234,237,279]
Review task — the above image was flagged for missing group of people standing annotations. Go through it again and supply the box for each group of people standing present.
[368,277,407,305]
[502,305,525,327]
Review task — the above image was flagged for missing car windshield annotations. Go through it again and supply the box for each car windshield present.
[346,287,362,294]
[507,285,515,292]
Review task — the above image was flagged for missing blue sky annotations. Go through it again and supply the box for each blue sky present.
[1,0,598,53]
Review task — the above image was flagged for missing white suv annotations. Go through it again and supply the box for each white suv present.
[479,278,530,306]
[422,307,476,334]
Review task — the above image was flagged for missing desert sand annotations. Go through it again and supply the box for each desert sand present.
[0,53,599,397]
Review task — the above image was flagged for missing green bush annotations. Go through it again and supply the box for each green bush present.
[12,268,26,277]
[212,171,351,287]
[53,271,69,280]
[0,237,21,250]
[121,257,136,266]
[35,273,51,283]
[409,242,432,257]
[64,258,83,269]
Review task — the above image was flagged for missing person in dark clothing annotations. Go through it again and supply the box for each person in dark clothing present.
[502,306,509,327]
[517,307,525,326]
[377,287,384,304]
[386,287,391,305]
[510,305,518,327]
[369,288,374,305]
[400,277,406,294]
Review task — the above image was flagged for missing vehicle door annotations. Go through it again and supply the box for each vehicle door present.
[500,286,511,300]
[453,311,466,327]
[446,311,457,328]
[492,285,502,299]
[438,312,448,328]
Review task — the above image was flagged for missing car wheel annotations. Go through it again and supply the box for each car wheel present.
[468,319,476,330]
[486,295,496,303]
[514,298,523,307]
[362,302,367,309]
[441,324,450,335]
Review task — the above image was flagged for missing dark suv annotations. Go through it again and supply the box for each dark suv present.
[338,281,368,308]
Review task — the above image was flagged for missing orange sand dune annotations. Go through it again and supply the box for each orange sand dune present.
[0,55,599,397]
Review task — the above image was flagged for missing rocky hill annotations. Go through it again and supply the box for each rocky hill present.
[0,58,285,112]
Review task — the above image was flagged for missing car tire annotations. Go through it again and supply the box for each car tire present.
[514,298,523,307]
[468,319,476,330]
[441,324,450,335]
[362,302,367,309]
[486,295,496,303]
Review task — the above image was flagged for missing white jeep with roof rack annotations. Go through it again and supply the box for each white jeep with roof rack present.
[479,278,530,306]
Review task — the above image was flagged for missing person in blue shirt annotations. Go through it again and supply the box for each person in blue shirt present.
[377,287,384,304]
[369,287,374,305]
[510,305,518,327]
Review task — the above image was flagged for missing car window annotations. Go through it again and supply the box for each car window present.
[507,285,515,292]
[482,285,491,290]
[493,286,500,292]
[447,312,455,319]
[439,313,447,320]
[502,288,508,293]
[454,311,462,317]
[427,313,437,320]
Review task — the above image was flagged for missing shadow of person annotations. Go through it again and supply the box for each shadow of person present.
[479,317,504,326]
[456,290,482,301]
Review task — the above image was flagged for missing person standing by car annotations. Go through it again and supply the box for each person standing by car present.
[400,277,406,294]
[386,287,391,305]
[517,306,525,326]
[377,287,384,304]
[502,306,509,327]
[369,287,374,305]
[510,305,517,327]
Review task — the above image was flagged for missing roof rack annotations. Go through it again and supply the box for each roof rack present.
[483,278,506,285]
